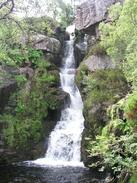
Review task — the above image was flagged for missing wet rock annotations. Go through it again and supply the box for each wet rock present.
[105,174,115,183]
[74,42,87,67]
[84,154,104,169]
[0,80,17,113]
[21,34,61,54]
[54,27,70,44]
[0,66,18,113]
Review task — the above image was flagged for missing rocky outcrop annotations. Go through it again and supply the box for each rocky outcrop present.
[75,0,124,33]
[83,54,115,71]
[32,34,61,54]
[21,34,62,66]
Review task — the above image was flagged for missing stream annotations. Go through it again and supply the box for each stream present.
[33,38,84,167]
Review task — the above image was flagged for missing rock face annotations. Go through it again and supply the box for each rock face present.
[21,34,61,54]
[75,0,123,32]
[74,42,87,67]
[84,54,115,71]
[0,66,18,113]
[32,34,61,54]
[21,34,62,66]
[32,34,63,66]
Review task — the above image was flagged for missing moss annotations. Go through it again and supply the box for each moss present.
[85,95,137,177]
[77,64,130,173]
[124,91,137,122]
[80,69,128,138]
[129,174,137,183]
[76,63,89,89]
[84,42,106,60]
[0,60,61,150]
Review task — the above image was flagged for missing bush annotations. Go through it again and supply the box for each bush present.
[86,42,106,59]
[124,92,137,122]
[1,59,60,150]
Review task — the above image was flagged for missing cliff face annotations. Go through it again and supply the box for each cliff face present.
[75,0,123,34]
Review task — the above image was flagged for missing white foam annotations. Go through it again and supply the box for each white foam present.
[30,39,84,167]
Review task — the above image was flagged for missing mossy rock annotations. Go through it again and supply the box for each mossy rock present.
[83,69,128,138]
[78,67,129,165]
[45,88,70,110]
[84,42,106,60]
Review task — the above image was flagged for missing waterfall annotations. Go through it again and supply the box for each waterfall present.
[33,38,84,167]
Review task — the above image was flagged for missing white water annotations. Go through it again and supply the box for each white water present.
[33,39,84,167]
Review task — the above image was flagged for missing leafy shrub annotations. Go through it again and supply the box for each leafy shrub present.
[86,42,106,59]
[86,96,137,174]
[99,0,137,88]
[1,59,60,149]
[124,92,137,122]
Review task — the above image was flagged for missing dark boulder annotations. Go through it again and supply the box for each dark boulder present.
[0,66,18,113]
[74,42,87,67]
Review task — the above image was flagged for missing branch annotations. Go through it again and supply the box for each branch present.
[0,0,15,20]
[7,17,23,31]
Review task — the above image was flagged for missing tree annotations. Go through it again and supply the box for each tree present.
[0,0,15,20]
[60,3,74,27]
[100,0,137,88]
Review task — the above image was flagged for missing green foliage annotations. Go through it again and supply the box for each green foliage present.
[0,19,39,66]
[75,0,137,178]
[1,59,60,149]
[76,63,89,88]
[100,0,137,88]
[15,74,27,87]
[0,19,22,65]
[76,64,128,140]
[23,16,56,36]
[91,0,137,175]
[59,4,74,27]
[1,114,42,149]
[86,94,137,174]
[7,47,43,66]
[124,92,137,122]
[129,173,137,183]
[0,13,59,151]
[85,42,106,59]
[83,69,127,108]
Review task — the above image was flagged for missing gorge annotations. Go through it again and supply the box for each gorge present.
[0,0,137,182]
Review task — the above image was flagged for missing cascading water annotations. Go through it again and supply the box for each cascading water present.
[33,36,84,167]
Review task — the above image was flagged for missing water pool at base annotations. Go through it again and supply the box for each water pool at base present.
[0,165,106,183]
